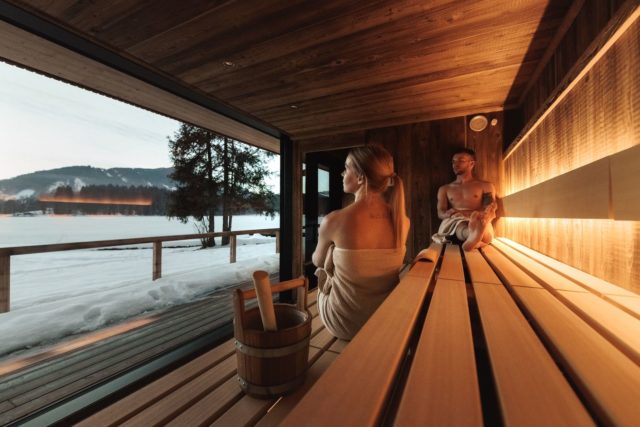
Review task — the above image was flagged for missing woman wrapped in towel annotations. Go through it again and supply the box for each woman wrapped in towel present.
[312,144,410,340]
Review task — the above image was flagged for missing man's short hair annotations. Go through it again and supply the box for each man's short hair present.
[453,147,476,161]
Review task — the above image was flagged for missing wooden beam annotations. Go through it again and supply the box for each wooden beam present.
[0,6,281,152]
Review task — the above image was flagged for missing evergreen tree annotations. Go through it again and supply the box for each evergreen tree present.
[167,124,276,248]
[214,137,276,244]
[167,124,221,247]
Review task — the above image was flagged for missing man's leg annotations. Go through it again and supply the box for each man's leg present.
[462,205,496,251]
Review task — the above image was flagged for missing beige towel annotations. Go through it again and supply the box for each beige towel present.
[431,216,468,243]
[315,244,405,340]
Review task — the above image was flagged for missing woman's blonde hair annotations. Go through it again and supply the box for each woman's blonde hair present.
[347,144,407,248]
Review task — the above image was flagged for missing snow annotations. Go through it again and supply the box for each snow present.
[47,180,66,193]
[16,189,35,199]
[0,215,280,358]
[73,177,85,191]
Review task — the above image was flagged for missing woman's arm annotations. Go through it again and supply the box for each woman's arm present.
[312,211,338,267]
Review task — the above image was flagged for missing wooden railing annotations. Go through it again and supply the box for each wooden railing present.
[0,228,280,313]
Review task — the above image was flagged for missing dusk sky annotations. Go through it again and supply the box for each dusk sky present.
[0,61,279,189]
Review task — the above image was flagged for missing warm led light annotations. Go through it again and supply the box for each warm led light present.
[500,217,639,293]
[38,195,152,206]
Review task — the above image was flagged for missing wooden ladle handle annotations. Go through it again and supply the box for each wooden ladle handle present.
[252,270,278,331]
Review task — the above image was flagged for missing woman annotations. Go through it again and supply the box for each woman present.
[312,144,410,340]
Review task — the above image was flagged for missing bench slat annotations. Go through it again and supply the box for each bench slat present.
[394,278,482,427]
[607,295,640,319]
[512,288,640,426]
[165,376,242,427]
[485,249,640,426]
[492,240,587,293]
[120,355,237,427]
[255,352,339,427]
[494,241,640,364]
[558,291,640,363]
[76,339,235,426]
[438,244,465,281]
[473,282,594,426]
[482,246,543,288]
[497,238,639,298]
[282,261,436,426]
[464,250,502,285]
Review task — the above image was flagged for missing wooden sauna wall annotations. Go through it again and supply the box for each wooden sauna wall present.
[502,11,639,293]
[521,0,628,124]
[299,112,503,261]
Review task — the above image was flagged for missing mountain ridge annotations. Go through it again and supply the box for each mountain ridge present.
[0,166,175,199]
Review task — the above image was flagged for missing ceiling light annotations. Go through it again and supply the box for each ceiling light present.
[290,105,298,109]
[223,61,234,67]
[469,115,488,132]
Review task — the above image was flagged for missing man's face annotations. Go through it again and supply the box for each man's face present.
[452,153,475,175]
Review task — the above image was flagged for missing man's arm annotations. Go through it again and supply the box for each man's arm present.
[437,185,457,219]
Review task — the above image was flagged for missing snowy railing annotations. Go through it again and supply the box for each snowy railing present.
[0,228,280,313]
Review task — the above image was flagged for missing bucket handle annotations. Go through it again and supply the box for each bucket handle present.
[233,276,309,332]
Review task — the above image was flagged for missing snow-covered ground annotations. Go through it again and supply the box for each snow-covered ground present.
[0,215,280,358]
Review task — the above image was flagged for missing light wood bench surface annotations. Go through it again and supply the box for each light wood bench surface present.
[71,239,640,426]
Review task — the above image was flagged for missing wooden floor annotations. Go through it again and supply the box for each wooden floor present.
[0,274,278,426]
[75,289,346,426]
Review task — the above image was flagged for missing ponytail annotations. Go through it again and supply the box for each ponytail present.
[386,174,407,249]
[348,144,408,249]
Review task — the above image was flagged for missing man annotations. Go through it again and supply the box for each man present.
[433,148,497,251]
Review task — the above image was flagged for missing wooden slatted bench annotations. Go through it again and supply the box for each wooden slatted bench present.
[67,240,640,426]
[283,239,640,427]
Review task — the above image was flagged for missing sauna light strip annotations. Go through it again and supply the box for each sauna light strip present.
[501,144,640,221]
[504,3,640,161]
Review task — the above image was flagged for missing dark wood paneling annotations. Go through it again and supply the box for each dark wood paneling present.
[520,0,628,125]
[6,0,572,139]
[302,113,501,261]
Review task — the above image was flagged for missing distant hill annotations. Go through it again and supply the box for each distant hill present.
[0,166,174,199]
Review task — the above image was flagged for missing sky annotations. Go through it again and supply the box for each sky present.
[0,61,280,189]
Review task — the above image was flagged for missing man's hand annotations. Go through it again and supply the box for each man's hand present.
[445,208,466,219]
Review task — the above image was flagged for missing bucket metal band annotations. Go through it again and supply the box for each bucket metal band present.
[234,337,310,358]
[237,374,306,397]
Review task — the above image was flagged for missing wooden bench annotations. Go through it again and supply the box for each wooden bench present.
[70,240,640,426]
[284,239,640,426]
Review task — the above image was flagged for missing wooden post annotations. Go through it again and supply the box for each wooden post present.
[275,230,280,254]
[230,235,237,263]
[153,241,162,281]
[0,253,9,313]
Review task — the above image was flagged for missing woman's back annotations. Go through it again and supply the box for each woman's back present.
[332,198,397,250]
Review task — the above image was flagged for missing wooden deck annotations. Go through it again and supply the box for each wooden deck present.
[76,289,347,426]
[0,273,278,426]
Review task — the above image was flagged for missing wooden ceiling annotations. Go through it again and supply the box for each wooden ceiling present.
[4,0,572,141]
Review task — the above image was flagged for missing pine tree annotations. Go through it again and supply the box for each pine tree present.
[213,136,276,245]
[167,124,221,247]
[167,124,276,248]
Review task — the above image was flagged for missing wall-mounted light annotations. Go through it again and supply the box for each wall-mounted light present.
[469,115,488,132]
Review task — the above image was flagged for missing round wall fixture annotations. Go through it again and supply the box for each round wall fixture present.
[469,115,488,132]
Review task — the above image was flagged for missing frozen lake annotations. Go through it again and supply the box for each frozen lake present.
[0,214,280,247]
[0,215,281,357]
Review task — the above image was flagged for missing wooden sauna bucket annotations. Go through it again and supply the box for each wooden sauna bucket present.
[233,277,311,398]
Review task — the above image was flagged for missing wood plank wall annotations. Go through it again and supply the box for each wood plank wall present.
[298,112,503,261]
[501,5,639,293]
[520,0,628,125]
